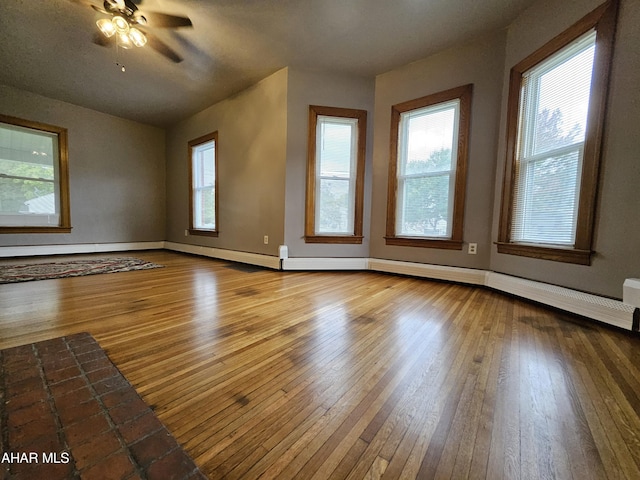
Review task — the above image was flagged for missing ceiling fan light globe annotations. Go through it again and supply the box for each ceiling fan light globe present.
[112,15,130,34]
[117,32,132,49]
[129,28,147,47]
[96,18,116,37]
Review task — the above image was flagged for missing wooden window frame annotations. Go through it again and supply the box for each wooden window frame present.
[188,131,219,237]
[385,84,472,250]
[497,0,618,265]
[305,105,367,244]
[0,114,71,234]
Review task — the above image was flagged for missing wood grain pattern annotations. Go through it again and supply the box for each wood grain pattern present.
[1,250,640,479]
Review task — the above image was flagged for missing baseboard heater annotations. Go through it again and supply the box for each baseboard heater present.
[366,259,637,331]
[485,272,637,331]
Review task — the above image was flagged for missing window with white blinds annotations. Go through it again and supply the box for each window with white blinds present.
[512,30,596,245]
[188,132,218,236]
[315,116,358,235]
[497,0,618,265]
[305,105,367,244]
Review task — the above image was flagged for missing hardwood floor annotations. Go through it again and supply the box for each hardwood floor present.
[2,250,640,479]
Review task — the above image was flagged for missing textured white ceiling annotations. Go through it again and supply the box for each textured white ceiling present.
[0,0,537,127]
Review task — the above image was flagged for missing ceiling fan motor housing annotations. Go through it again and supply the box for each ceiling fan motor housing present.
[104,0,145,24]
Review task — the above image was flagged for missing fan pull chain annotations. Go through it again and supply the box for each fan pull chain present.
[114,39,126,72]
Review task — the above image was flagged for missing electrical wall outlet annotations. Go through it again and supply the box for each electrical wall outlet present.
[184,229,189,237]
[263,235,269,245]
[468,243,477,254]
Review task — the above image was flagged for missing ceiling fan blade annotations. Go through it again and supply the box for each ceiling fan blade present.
[67,0,104,9]
[66,0,95,5]
[91,4,110,14]
[146,33,183,63]
[142,11,192,28]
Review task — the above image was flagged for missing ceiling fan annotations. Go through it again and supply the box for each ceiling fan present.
[77,0,192,63]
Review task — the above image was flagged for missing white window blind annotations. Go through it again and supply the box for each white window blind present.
[192,139,216,230]
[512,30,596,245]
[396,100,459,238]
[315,116,358,235]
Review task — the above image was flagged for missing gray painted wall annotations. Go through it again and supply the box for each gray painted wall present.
[284,68,375,258]
[164,68,288,256]
[489,0,640,298]
[0,84,166,246]
[369,31,507,270]
[2,0,637,300]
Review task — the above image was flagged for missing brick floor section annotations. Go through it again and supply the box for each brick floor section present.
[1,333,207,480]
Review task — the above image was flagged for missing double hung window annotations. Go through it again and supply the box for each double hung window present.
[386,84,472,249]
[189,132,218,236]
[511,32,596,246]
[0,115,70,233]
[498,0,618,264]
[305,106,367,243]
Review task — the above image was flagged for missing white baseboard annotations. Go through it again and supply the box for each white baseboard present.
[368,258,487,285]
[164,242,280,269]
[282,257,369,270]
[0,242,164,258]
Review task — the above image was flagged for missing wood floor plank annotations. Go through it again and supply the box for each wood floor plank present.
[2,250,640,479]
[467,293,506,480]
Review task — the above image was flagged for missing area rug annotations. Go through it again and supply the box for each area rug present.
[0,332,206,480]
[0,257,163,284]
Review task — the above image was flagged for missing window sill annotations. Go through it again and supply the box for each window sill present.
[495,242,592,265]
[305,235,363,244]
[384,237,463,250]
[0,226,72,234]
[189,229,219,237]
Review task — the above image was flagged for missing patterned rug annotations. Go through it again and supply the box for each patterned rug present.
[0,333,206,479]
[0,257,163,284]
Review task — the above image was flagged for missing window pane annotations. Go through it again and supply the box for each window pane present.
[523,32,595,158]
[396,100,459,238]
[401,103,457,175]
[315,116,357,235]
[513,150,580,244]
[513,31,595,246]
[317,178,351,234]
[318,118,355,178]
[0,121,61,226]
[398,174,451,237]
[192,140,216,230]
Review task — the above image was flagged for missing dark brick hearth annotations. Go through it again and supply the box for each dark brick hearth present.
[1,333,206,480]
